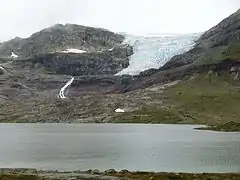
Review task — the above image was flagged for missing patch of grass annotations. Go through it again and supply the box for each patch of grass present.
[107,171,240,180]
[200,41,240,64]
[226,41,240,59]
[109,106,183,124]
[1,172,240,180]
[200,46,228,64]
[110,73,240,130]
[163,73,240,126]
[0,175,40,180]
[196,121,240,132]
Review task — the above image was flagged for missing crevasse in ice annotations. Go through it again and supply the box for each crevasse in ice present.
[117,33,200,75]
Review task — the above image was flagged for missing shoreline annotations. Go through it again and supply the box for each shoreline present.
[0,122,239,132]
[0,169,240,180]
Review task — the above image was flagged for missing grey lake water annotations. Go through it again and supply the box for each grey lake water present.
[0,124,239,173]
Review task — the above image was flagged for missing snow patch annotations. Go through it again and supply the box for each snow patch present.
[115,108,125,113]
[11,52,18,58]
[61,49,86,53]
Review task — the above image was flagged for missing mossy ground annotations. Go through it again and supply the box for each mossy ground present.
[110,73,240,131]
[196,121,240,132]
[109,171,240,180]
[0,175,41,180]
[164,73,240,125]
[1,172,240,180]
[108,41,240,130]
[109,106,183,124]
[200,42,240,64]
[2,72,240,131]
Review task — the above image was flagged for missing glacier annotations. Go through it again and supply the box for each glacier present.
[117,33,201,75]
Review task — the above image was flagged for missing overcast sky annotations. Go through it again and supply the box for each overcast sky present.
[0,0,239,41]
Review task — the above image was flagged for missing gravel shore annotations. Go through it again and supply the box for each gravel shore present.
[0,168,240,180]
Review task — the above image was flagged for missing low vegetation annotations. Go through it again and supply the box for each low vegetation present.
[200,42,240,64]
[196,121,240,132]
[164,73,240,125]
[110,171,240,180]
[110,73,240,131]
[1,171,240,180]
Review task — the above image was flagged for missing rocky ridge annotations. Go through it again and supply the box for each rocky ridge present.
[0,24,125,57]
[0,24,133,76]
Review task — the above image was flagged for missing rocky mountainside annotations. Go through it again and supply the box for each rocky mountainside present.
[162,9,240,69]
[0,24,125,58]
[0,24,134,122]
[123,8,240,88]
[0,9,240,130]
[111,8,240,130]
[11,44,132,76]
[196,9,240,49]
[0,24,133,76]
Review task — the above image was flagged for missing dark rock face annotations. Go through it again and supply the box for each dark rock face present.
[0,68,3,75]
[12,44,133,76]
[161,49,204,70]
[72,75,137,94]
[0,24,133,76]
[126,59,240,92]
[0,24,125,58]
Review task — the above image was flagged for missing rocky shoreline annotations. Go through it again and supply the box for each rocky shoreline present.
[195,121,240,132]
[0,168,240,180]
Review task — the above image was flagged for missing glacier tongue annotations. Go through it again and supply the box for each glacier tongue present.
[117,33,200,75]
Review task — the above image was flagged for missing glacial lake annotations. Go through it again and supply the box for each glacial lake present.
[0,123,239,173]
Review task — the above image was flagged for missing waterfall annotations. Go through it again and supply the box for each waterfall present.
[58,77,74,99]
[0,66,4,70]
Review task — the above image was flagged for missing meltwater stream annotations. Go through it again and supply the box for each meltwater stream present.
[0,124,239,172]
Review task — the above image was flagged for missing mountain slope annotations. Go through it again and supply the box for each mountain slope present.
[124,8,240,89]
[197,9,240,48]
[0,24,133,76]
[0,24,124,58]
[0,10,240,130]
[108,9,240,130]
[0,25,134,123]
[163,9,240,69]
